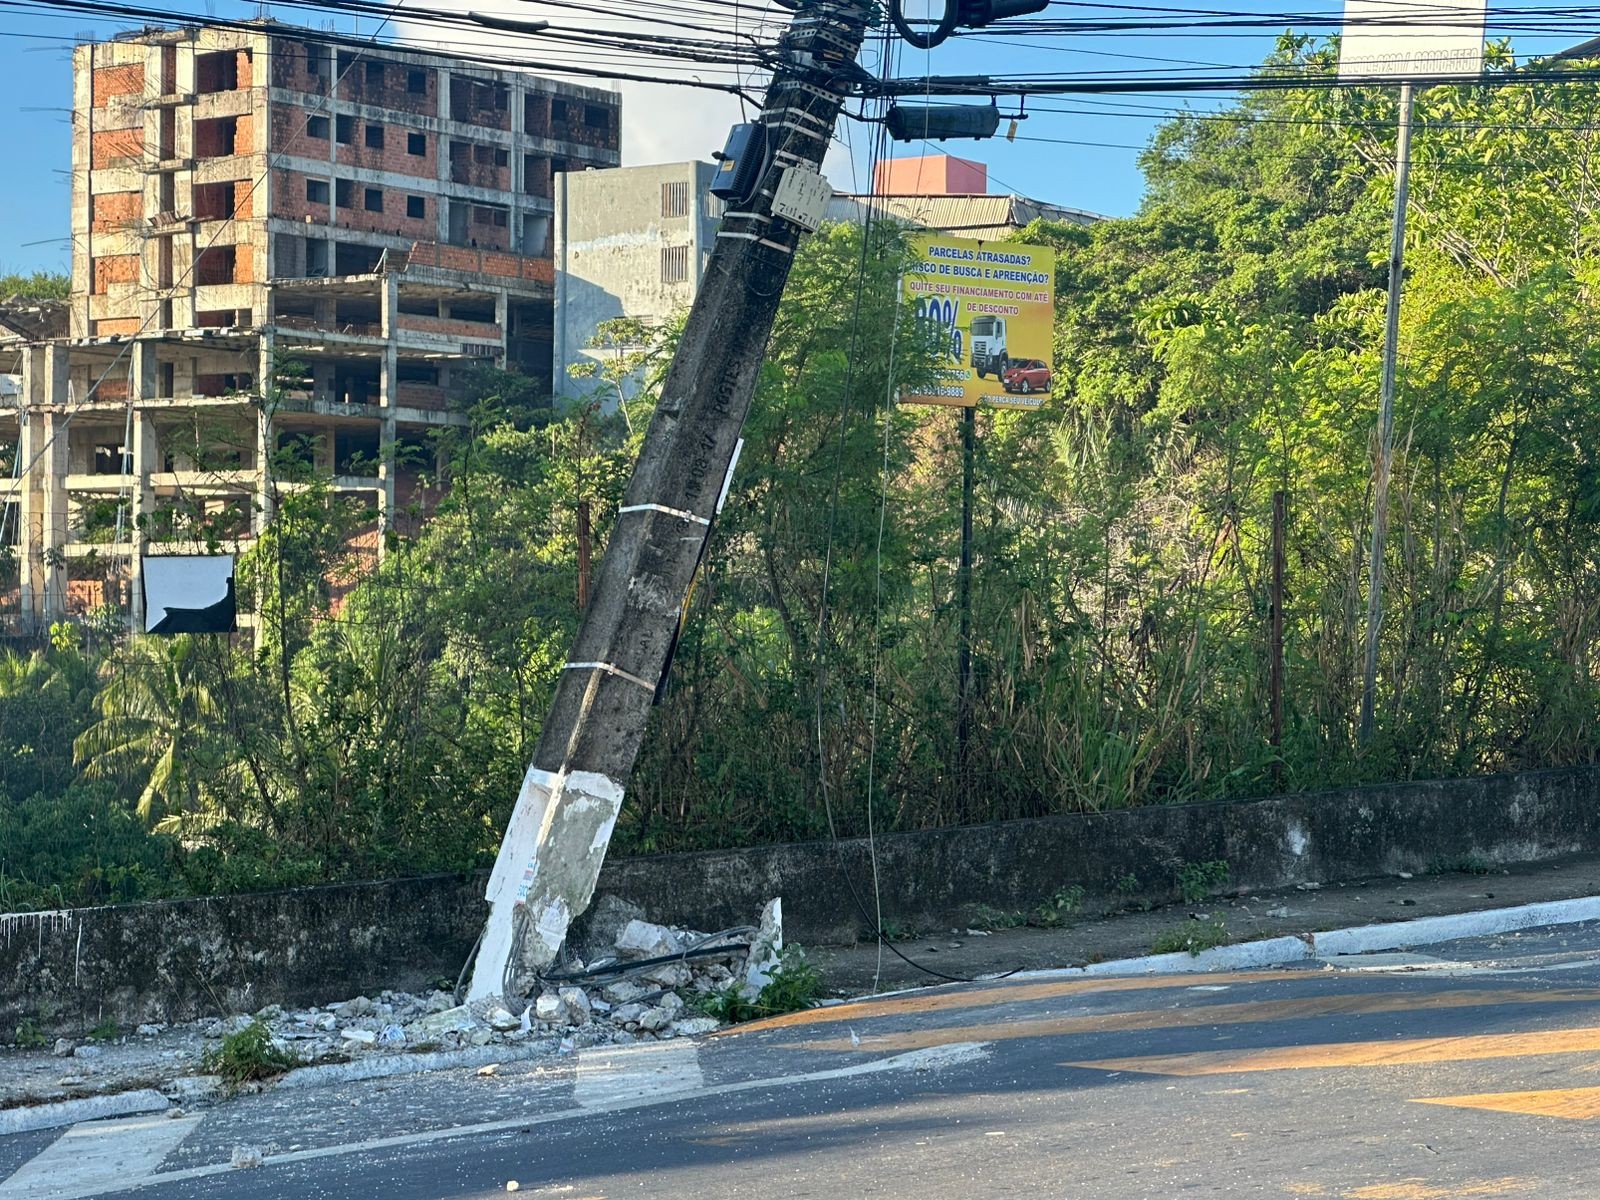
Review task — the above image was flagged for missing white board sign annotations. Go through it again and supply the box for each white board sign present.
[1338,0,1487,80]
[142,554,237,635]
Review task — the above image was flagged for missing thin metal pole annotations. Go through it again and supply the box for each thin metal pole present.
[1358,81,1414,748]
[1271,488,1286,789]
[957,403,975,798]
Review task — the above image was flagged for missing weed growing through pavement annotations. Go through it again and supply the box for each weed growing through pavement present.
[88,1015,118,1042]
[1151,918,1229,957]
[202,1020,299,1088]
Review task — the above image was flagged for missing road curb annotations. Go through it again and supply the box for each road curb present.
[0,1089,169,1137]
[1310,894,1600,958]
[1000,893,1600,982]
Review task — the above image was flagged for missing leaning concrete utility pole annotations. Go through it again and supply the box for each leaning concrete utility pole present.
[468,0,874,1000]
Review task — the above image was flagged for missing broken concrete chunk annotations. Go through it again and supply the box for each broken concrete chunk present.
[586,896,647,953]
[231,1146,264,1170]
[602,980,647,1005]
[406,1005,478,1040]
[334,996,374,1019]
[137,1023,168,1037]
[557,987,592,1027]
[616,919,684,960]
[636,1006,674,1032]
[485,1006,521,1032]
[52,1038,75,1058]
[341,1029,377,1047]
[377,1024,406,1047]
[741,898,783,999]
[73,1044,103,1059]
[533,993,564,1024]
[612,1002,647,1025]
[642,963,692,988]
[671,1016,720,1037]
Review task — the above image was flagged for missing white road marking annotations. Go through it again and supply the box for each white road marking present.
[0,1114,201,1200]
[575,1039,704,1109]
[52,1043,990,1199]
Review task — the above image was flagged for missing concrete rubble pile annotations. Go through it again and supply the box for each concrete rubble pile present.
[35,899,782,1100]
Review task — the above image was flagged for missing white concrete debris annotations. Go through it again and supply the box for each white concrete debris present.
[741,898,784,999]
[4,899,786,1109]
[557,987,592,1026]
[615,919,684,959]
[230,1146,264,1169]
[485,1007,522,1032]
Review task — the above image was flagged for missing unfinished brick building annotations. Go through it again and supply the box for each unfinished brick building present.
[0,22,619,630]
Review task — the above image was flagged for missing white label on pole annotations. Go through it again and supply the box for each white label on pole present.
[1338,0,1486,80]
[771,167,833,232]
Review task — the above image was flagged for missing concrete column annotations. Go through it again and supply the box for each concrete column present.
[377,275,398,548]
[44,344,70,406]
[20,410,69,625]
[254,332,275,533]
[128,341,158,630]
[129,411,157,631]
[436,72,452,243]
[494,289,509,370]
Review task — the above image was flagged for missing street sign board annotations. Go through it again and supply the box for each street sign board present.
[902,234,1056,410]
[1338,0,1487,80]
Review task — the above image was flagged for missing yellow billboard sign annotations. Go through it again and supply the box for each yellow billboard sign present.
[902,234,1057,410]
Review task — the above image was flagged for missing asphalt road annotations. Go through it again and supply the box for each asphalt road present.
[9,922,1600,1200]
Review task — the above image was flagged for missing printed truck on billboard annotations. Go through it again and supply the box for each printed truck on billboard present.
[902,234,1056,410]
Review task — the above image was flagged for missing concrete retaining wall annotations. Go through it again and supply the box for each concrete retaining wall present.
[5,766,1599,1035]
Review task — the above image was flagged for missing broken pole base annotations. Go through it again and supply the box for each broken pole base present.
[467,766,624,1002]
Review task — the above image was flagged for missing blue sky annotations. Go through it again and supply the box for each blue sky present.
[0,1,1587,276]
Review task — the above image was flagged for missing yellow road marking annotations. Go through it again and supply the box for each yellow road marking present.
[1344,1180,1537,1199]
[722,970,1300,1035]
[1283,1180,1537,1199]
[1414,1085,1600,1120]
[795,989,1600,1054]
[1068,1025,1600,1077]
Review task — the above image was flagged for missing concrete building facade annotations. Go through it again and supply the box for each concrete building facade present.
[830,153,1102,239]
[0,23,620,631]
[552,160,721,402]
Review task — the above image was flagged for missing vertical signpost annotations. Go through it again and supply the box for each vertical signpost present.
[900,234,1056,789]
[1340,0,1486,747]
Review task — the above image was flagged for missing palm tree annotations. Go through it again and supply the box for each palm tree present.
[73,636,228,831]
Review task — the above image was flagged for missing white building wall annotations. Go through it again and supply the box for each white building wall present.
[552,160,720,404]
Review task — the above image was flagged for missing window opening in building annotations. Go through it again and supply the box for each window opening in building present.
[336,114,353,144]
[365,123,384,149]
[662,180,690,218]
[407,132,425,156]
[335,178,353,207]
[306,178,330,204]
[406,195,425,219]
[407,69,426,94]
[365,187,384,213]
[584,104,609,129]
[365,61,384,87]
[308,115,329,140]
[661,244,690,285]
